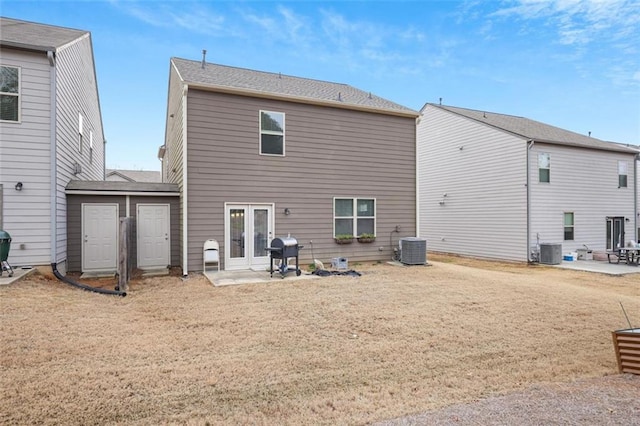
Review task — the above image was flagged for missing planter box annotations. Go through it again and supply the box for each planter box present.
[612,328,640,375]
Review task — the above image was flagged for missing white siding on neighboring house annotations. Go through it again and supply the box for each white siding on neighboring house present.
[417,104,528,261]
[529,144,636,253]
[0,49,52,266]
[53,33,105,265]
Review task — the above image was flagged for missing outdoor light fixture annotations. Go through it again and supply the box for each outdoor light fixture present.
[14,182,23,191]
[284,208,291,215]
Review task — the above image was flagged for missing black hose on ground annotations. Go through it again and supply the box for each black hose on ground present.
[51,263,126,297]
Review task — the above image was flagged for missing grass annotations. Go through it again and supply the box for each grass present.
[1,255,638,425]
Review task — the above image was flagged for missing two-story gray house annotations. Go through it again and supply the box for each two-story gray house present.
[0,17,105,273]
[417,103,639,262]
[162,58,419,273]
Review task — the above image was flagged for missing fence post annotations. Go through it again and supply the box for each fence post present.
[118,217,130,293]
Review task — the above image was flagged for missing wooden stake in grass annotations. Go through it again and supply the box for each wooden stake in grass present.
[619,302,635,330]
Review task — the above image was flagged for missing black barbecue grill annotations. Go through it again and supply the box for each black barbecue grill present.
[266,236,303,278]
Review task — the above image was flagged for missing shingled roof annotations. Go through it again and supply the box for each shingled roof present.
[172,57,418,117]
[426,104,637,154]
[0,17,88,52]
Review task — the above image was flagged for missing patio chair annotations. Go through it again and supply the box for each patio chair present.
[203,239,220,273]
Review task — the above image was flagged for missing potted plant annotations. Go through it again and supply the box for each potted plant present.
[334,234,354,244]
[357,233,376,243]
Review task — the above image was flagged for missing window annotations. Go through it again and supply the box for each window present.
[260,111,284,155]
[0,66,20,122]
[618,161,628,188]
[334,198,376,237]
[564,212,574,241]
[78,113,84,153]
[538,153,550,183]
[89,130,94,163]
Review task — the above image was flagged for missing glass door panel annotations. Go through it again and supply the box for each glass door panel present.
[230,208,246,259]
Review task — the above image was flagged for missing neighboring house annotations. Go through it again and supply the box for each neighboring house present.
[0,17,105,273]
[106,169,161,183]
[417,103,639,262]
[162,58,419,273]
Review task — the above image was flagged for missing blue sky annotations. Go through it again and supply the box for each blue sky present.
[4,0,639,171]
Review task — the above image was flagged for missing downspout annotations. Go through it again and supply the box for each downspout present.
[526,140,534,262]
[48,51,58,268]
[635,153,639,242]
[415,115,420,238]
[181,85,189,276]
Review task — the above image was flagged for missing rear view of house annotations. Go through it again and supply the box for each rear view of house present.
[161,58,419,273]
[0,17,105,273]
[417,103,639,262]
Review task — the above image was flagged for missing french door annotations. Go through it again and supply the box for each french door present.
[224,203,273,270]
[606,217,625,251]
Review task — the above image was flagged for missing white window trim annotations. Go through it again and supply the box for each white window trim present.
[0,65,21,123]
[333,197,377,237]
[563,212,574,241]
[618,160,628,188]
[78,113,84,153]
[259,110,285,156]
[538,153,550,183]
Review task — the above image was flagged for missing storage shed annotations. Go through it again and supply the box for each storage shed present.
[66,181,180,274]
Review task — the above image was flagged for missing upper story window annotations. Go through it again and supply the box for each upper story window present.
[0,66,20,122]
[260,111,284,156]
[89,130,94,163]
[334,198,376,237]
[564,212,574,241]
[618,161,628,188]
[538,153,550,183]
[78,113,84,153]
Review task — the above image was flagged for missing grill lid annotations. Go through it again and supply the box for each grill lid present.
[271,236,298,248]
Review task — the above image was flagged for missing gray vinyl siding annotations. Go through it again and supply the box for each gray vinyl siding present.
[0,49,52,267]
[66,195,179,272]
[54,34,105,265]
[185,89,417,271]
[417,104,528,262]
[529,143,637,253]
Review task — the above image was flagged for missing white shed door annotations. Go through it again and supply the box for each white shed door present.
[82,204,118,272]
[137,204,170,270]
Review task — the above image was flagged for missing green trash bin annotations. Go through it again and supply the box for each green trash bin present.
[0,230,11,261]
[0,230,13,277]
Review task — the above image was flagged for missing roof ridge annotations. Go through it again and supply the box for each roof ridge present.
[172,57,352,88]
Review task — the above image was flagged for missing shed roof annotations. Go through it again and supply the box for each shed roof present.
[171,57,418,117]
[66,180,179,194]
[426,104,638,154]
[0,17,88,52]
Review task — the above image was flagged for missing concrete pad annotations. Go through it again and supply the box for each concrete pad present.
[141,268,169,277]
[0,266,36,286]
[552,259,640,275]
[203,269,320,287]
[80,271,116,279]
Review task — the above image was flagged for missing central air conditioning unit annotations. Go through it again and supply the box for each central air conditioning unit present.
[539,243,562,265]
[399,237,427,265]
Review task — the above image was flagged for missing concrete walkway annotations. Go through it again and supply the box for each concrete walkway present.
[0,266,36,286]
[552,259,640,275]
[203,269,321,286]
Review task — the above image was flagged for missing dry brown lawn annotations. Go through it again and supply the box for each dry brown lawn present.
[1,255,639,425]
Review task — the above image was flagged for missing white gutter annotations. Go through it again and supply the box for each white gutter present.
[526,140,534,262]
[182,85,189,276]
[65,190,179,196]
[48,50,57,266]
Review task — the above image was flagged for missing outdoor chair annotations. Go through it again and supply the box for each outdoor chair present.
[203,239,220,272]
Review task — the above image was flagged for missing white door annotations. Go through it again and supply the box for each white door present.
[137,204,170,270]
[225,203,273,270]
[82,204,118,272]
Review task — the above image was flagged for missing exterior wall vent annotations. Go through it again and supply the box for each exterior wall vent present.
[400,237,427,265]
